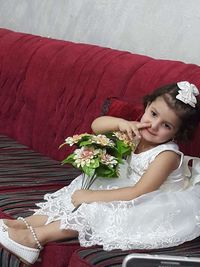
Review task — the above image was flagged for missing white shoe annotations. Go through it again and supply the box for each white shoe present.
[0,225,40,265]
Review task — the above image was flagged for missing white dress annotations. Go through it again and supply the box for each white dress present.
[34,141,200,250]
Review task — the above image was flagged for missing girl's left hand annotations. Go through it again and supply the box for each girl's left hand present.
[71,189,93,207]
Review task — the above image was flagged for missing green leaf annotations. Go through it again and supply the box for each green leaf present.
[89,158,100,168]
[82,166,95,177]
[116,139,132,158]
[96,165,118,178]
[79,140,93,147]
[61,153,75,165]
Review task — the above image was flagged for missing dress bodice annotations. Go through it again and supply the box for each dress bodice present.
[127,141,187,191]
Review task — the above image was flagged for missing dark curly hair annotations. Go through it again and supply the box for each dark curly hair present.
[143,83,200,141]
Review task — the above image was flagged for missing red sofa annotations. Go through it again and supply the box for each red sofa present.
[0,28,199,267]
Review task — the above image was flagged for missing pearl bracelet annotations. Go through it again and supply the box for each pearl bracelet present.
[29,226,43,250]
[17,216,43,250]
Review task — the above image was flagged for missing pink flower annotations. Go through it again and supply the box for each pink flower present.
[100,150,118,167]
[74,147,98,167]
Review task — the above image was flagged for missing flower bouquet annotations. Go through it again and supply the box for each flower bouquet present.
[60,132,136,211]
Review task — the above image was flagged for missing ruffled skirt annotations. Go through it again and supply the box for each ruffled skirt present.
[33,173,200,251]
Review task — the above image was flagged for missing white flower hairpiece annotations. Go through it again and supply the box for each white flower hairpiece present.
[176,81,199,108]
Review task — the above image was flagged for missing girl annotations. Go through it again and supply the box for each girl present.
[0,81,200,265]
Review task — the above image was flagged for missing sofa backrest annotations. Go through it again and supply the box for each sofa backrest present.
[0,28,199,160]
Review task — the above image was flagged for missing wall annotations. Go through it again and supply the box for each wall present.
[0,0,200,65]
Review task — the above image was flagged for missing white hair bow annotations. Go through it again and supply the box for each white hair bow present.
[176,81,199,108]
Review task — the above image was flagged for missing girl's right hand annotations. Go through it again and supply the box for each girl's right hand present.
[91,116,151,139]
[118,120,151,140]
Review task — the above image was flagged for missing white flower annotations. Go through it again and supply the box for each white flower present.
[91,134,115,147]
[65,133,89,146]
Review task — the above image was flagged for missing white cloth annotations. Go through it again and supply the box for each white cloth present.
[34,141,200,250]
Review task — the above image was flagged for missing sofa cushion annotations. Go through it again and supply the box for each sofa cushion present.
[101,97,143,121]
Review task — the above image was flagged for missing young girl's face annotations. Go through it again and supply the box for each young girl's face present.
[140,96,181,145]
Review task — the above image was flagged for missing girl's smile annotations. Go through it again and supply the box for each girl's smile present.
[140,96,181,145]
[144,128,157,136]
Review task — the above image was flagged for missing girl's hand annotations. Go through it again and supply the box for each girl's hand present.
[118,120,151,140]
[91,116,151,138]
[71,189,93,207]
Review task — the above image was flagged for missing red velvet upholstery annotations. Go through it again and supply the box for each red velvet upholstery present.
[0,28,199,160]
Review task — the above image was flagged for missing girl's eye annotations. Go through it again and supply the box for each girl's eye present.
[163,123,171,130]
[151,111,157,117]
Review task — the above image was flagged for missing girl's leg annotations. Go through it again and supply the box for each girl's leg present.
[4,215,48,229]
[8,220,78,248]
[25,215,49,228]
